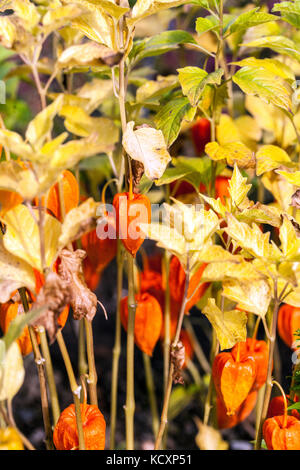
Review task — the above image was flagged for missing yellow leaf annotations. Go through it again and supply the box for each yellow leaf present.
[195,418,228,450]
[229,163,252,207]
[58,198,99,250]
[277,170,300,187]
[2,204,61,271]
[128,0,188,27]
[216,114,240,145]
[205,141,255,169]
[0,239,36,303]
[256,145,291,176]
[222,278,272,317]
[123,121,171,180]
[279,214,300,261]
[0,160,39,200]
[0,342,25,401]
[202,298,247,350]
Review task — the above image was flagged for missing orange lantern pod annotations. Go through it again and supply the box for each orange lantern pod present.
[277,304,300,349]
[191,118,211,155]
[212,348,257,416]
[267,395,300,420]
[0,190,23,217]
[263,415,300,450]
[232,338,269,390]
[215,176,230,205]
[169,256,209,313]
[82,256,103,291]
[35,170,79,222]
[81,224,117,273]
[113,192,151,257]
[140,269,163,294]
[53,404,106,450]
[0,301,69,356]
[217,390,258,430]
[120,292,163,356]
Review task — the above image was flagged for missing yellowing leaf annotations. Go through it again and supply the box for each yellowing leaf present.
[25,96,64,151]
[202,298,247,350]
[205,141,255,169]
[225,212,282,261]
[195,418,228,450]
[277,170,300,187]
[201,259,265,282]
[0,342,25,401]
[228,164,251,207]
[256,145,291,176]
[0,161,39,201]
[58,42,120,69]
[216,114,241,145]
[222,278,272,317]
[122,121,171,180]
[2,204,61,271]
[0,239,36,303]
[128,0,188,26]
[178,66,223,107]
[58,198,99,250]
[279,215,300,261]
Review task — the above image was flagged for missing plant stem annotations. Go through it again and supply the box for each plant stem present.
[38,326,60,425]
[143,352,160,439]
[184,317,211,374]
[84,319,98,406]
[18,288,53,450]
[56,330,85,450]
[154,257,190,450]
[255,285,280,450]
[78,319,88,378]
[124,254,136,450]
[163,250,171,393]
[109,240,123,450]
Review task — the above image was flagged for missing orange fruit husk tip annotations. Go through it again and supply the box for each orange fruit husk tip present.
[169,256,209,313]
[113,192,151,257]
[0,427,24,450]
[263,415,300,450]
[34,170,79,222]
[212,350,257,416]
[120,292,163,356]
[232,338,269,390]
[0,190,23,217]
[217,390,258,430]
[277,304,300,349]
[53,404,106,450]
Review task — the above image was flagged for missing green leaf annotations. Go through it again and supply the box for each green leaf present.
[155,166,193,186]
[232,65,293,112]
[155,95,196,147]
[231,57,295,83]
[242,35,300,62]
[195,16,218,35]
[129,30,196,65]
[226,8,278,35]
[3,305,46,351]
[178,67,223,107]
[272,1,300,28]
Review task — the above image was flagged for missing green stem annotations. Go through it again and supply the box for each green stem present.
[38,326,60,425]
[143,352,159,439]
[19,288,53,450]
[84,319,98,406]
[255,285,280,450]
[78,319,88,378]
[124,254,136,450]
[56,330,85,450]
[154,257,190,450]
[109,240,124,450]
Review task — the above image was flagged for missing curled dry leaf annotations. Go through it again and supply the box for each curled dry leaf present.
[291,189,300,210]
[170,340,185,385]
[122,121,171,180]
[31,271,71,343]
[58,249,98,322]
[58,42,122,69]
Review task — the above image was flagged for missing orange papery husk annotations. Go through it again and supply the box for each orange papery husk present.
[267,395,300,420]
[120,292,163,356]
[53,404,106,450]
[217,389,258,430]
[232,338,269,390]
[113,192,151,257]
[180,329,194,368]
[169,256,209,313]
[277,304,300,349]
[34,170,79,222]
[140,269,163,295]
[263,415,300,450]
[0,301,69,356]
[81,225,117,273]
[212,351,257,415]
